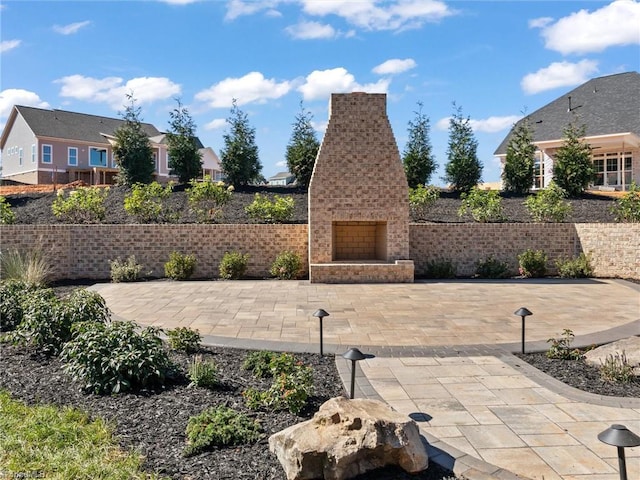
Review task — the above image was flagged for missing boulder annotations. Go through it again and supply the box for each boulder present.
[583,336,640,375]
[268,396,428,480]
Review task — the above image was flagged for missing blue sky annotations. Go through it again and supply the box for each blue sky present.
[1,0,639,184]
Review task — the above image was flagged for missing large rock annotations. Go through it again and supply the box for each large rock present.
[269,396,428,480]
[583,336,640,375]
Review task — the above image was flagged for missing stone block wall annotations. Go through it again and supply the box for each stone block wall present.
[574,224,640,279]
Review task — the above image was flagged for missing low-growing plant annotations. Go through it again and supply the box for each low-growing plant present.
[0,248,51,286]
[123,181,177,223]
[0,280,38,332]
[458,187,505,223]
[555,253,593,278]
[475,256,510,279]
[51,186,109,223]
[517,249,548,278]
[0,195,16,224]
[61,320,172,394]
[424,259,456,279]
[219,251,249,280]
[611,182,640,222]
[166,327,201,353]
[61,288,111,325]
[110,255,143,283]
[270,251,303,280]
[9,288,65,354]
[164,251,196,280]
[243,364,313,415]
[599,351,635,383]
[184,406,262,457]
[409,185,440,221]
[546,329,582,360]
[187,355,219,389]
[524,182,572,222]
[242,350,298,378]
[245,193,295,223]
[187,176,234,223]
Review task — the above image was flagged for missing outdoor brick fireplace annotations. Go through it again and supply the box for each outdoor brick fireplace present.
[308,93,414,283]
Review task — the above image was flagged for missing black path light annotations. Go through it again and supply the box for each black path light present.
[598,424,640,480]
[342,348,368,399]
[313,309,329,356]
[514,307,533,354]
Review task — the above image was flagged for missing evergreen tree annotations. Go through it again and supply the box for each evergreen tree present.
[442,103,482,193]
[220,100,262,187]
[285,103,319,189]
[166,99,203,184]
[113,95,155,186]
[552,121,594,197]
[502,115,536,194]
[403,102,436,188]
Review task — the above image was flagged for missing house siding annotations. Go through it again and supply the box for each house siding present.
[1,113,37,178]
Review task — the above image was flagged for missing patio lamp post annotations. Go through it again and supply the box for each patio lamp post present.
[342,348,367,399]
[598,424,640,480]
[313,309,329,356]
[514,307,532,354]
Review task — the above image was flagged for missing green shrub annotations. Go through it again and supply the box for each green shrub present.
[187,355,219,389]
[242,351,298,378]
[52,186,109,223]
[517,249,548,278]
[424,259,456,279]
[123,182,177,223]
[61,288,111,325]
[0,196,16,224]
[243,365,313,415]
[546,329,582,360]
[458,187,505,223]
[164,251,196,280]
[110,255,143,283]
[524,182,572,222]
[270,251,303,280]
[0,248,51,287]
[475,257,510,279]
[599,352,635,383]
[166,327,201,353]
[187,176,234,223]
[611,182,640,222]
[9,289,65,354]
[219,251,249,280]
[245,193,295,223]
[555,253,593,278]
[409,185,439,221]
[61,321,171,394]
[184,406,262,456]
[0,280,38,332]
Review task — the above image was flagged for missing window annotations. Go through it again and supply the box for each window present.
[42,144,52,164]
[592,151,633,188]
[89,147,108,167]
[31,144,36,163]
[18,148,23,166]
[533,151,544,189]
[68,147,78,166]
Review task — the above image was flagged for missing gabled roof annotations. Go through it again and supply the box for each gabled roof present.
[494,72,640,155]
[268,171,294,180]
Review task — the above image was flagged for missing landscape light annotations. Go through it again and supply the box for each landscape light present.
[312,309,329,356]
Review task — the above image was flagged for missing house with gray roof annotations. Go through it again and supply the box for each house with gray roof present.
[495,71,640,191]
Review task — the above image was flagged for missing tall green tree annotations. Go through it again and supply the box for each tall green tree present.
[166,99,203,184]
[502,115,536,194]
[403,102,436,188]
[113,95,155,186]
[285,103,319,189]
[552,121,594,197]
[442,103,482,193]
[220,100,262,187]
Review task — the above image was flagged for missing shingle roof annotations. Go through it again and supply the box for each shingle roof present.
[494,72,640,155]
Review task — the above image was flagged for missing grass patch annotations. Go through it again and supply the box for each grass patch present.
[0,390,159,479]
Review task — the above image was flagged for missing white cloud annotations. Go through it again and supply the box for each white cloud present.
[225,0,284,20]
[53,21,91,35]
[195,72,291,108]
[539,0,640,54]
[298,67,390,101]
[276,160,287,167]
[372,58,416,75]
[470,115,522,133]
[528,17,553,29]
[521,60,599,94]
[0,39,21,53]
[55,75,181,109]
[285,21,337,39]
[160,0,200,4]
[435,117,450,131]
[204,118,227,130]
[0,89,50,120]
[311,119,328,133]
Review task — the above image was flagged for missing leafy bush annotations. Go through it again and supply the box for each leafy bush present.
[424,259,456,279]
[0,280,38,332]
[517,249,547,278]
[51,186,109,223]
[458,187,504,222]
[184,406,262,457]
[546,329,582,360]
[61,288,111,325]
[599,352,635,383]
[0,196,16,224]
[243,365,313,415]
[0,248,51,286]
[408,185,439,221]
[61,321,171,394]
[611,182,640,222]
[187,176,234,223]
[187,355,219,389]
[242,351,299,378]
[524,182,572,222]
[475,257,510,279]
[270,251,303,280]
[9,288,65,354]
[219,251,249,280]
[164,251,196,280]
[123,181,177,223]
[166,327,201,353]
[555,253,593,278]
[110,255,143,283]
[245,193,295,223]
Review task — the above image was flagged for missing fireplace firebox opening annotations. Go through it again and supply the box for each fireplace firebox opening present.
[332,221,388,261]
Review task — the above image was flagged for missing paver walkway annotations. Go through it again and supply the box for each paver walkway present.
[91,278,640,480]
